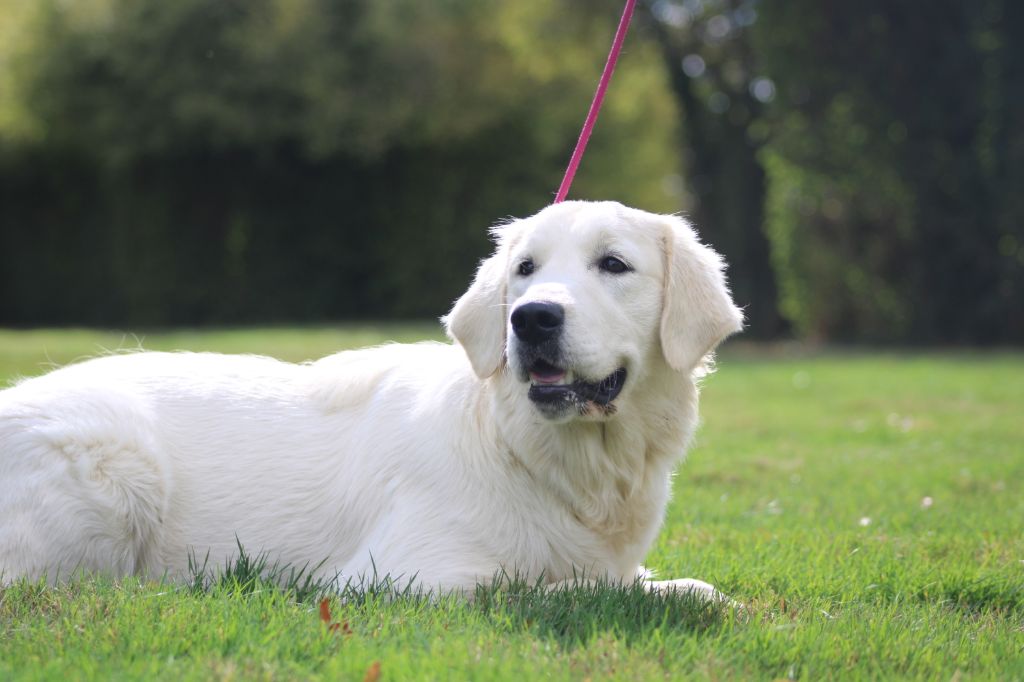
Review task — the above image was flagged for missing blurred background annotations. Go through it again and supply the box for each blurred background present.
[0,0,1021,345]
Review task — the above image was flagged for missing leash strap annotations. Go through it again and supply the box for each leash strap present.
[553,0,638,204]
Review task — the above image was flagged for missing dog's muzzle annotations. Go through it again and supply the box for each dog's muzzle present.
[511,300,626,415]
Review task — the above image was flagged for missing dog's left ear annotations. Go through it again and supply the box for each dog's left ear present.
[444,248,508,379]
[659,215,744,372]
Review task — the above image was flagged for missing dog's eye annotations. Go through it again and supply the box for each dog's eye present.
[598,255,630,274]
[517,259,535,277]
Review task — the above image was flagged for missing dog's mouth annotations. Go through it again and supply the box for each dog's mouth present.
[527,359,627,408]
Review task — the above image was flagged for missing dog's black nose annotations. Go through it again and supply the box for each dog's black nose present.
[510,302,565,344]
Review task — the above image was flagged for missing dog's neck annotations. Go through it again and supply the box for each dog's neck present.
[489,360,699,555]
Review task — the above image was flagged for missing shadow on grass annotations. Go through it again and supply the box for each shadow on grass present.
[916,576,1024,615]
[470,573,731,646]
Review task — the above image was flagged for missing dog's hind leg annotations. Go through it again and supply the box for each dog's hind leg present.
[0,388,169,583]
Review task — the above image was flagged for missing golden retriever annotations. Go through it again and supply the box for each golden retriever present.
[0,201,742,598]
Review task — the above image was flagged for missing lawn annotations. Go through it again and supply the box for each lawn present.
[1,327,1022,680]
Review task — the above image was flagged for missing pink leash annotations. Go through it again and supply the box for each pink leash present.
[553,0,638,204]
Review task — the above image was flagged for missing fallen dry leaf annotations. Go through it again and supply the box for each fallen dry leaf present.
[318,598,353,635]
[319,598,332,625]
[363,660,381,682]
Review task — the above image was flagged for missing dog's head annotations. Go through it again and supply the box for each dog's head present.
[445,201,742,421]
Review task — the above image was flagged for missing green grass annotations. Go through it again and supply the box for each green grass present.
[1,327,1022,680]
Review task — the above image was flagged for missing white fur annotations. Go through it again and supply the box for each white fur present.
[0,201,742,598]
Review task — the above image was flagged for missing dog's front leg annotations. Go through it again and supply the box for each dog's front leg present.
[638,566,739,606]
[644,578,729,601]
[543,572,738,607]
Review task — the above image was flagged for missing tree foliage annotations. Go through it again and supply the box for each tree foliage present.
[756,0,1024,343]
[0,0,681,325]
[1,0,1021,343]
[646,0,1022,344]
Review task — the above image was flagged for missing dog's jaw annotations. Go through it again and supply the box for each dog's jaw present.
[511,340,631,421]
[527,367,627,420]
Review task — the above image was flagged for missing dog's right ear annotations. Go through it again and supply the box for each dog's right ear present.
[444,248,507,379]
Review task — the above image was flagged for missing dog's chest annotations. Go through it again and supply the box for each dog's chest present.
[496,437,673,579]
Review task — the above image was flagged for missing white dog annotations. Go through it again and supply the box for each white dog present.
[0,201,742,598]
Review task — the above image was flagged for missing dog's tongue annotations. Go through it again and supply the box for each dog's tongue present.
[529,359,566,384]
[530,368,566,384]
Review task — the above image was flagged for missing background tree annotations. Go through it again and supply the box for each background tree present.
[756,0,1024,343]
[643,0,785,339]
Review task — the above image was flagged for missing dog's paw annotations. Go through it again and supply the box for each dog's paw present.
[646,578,742,608]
